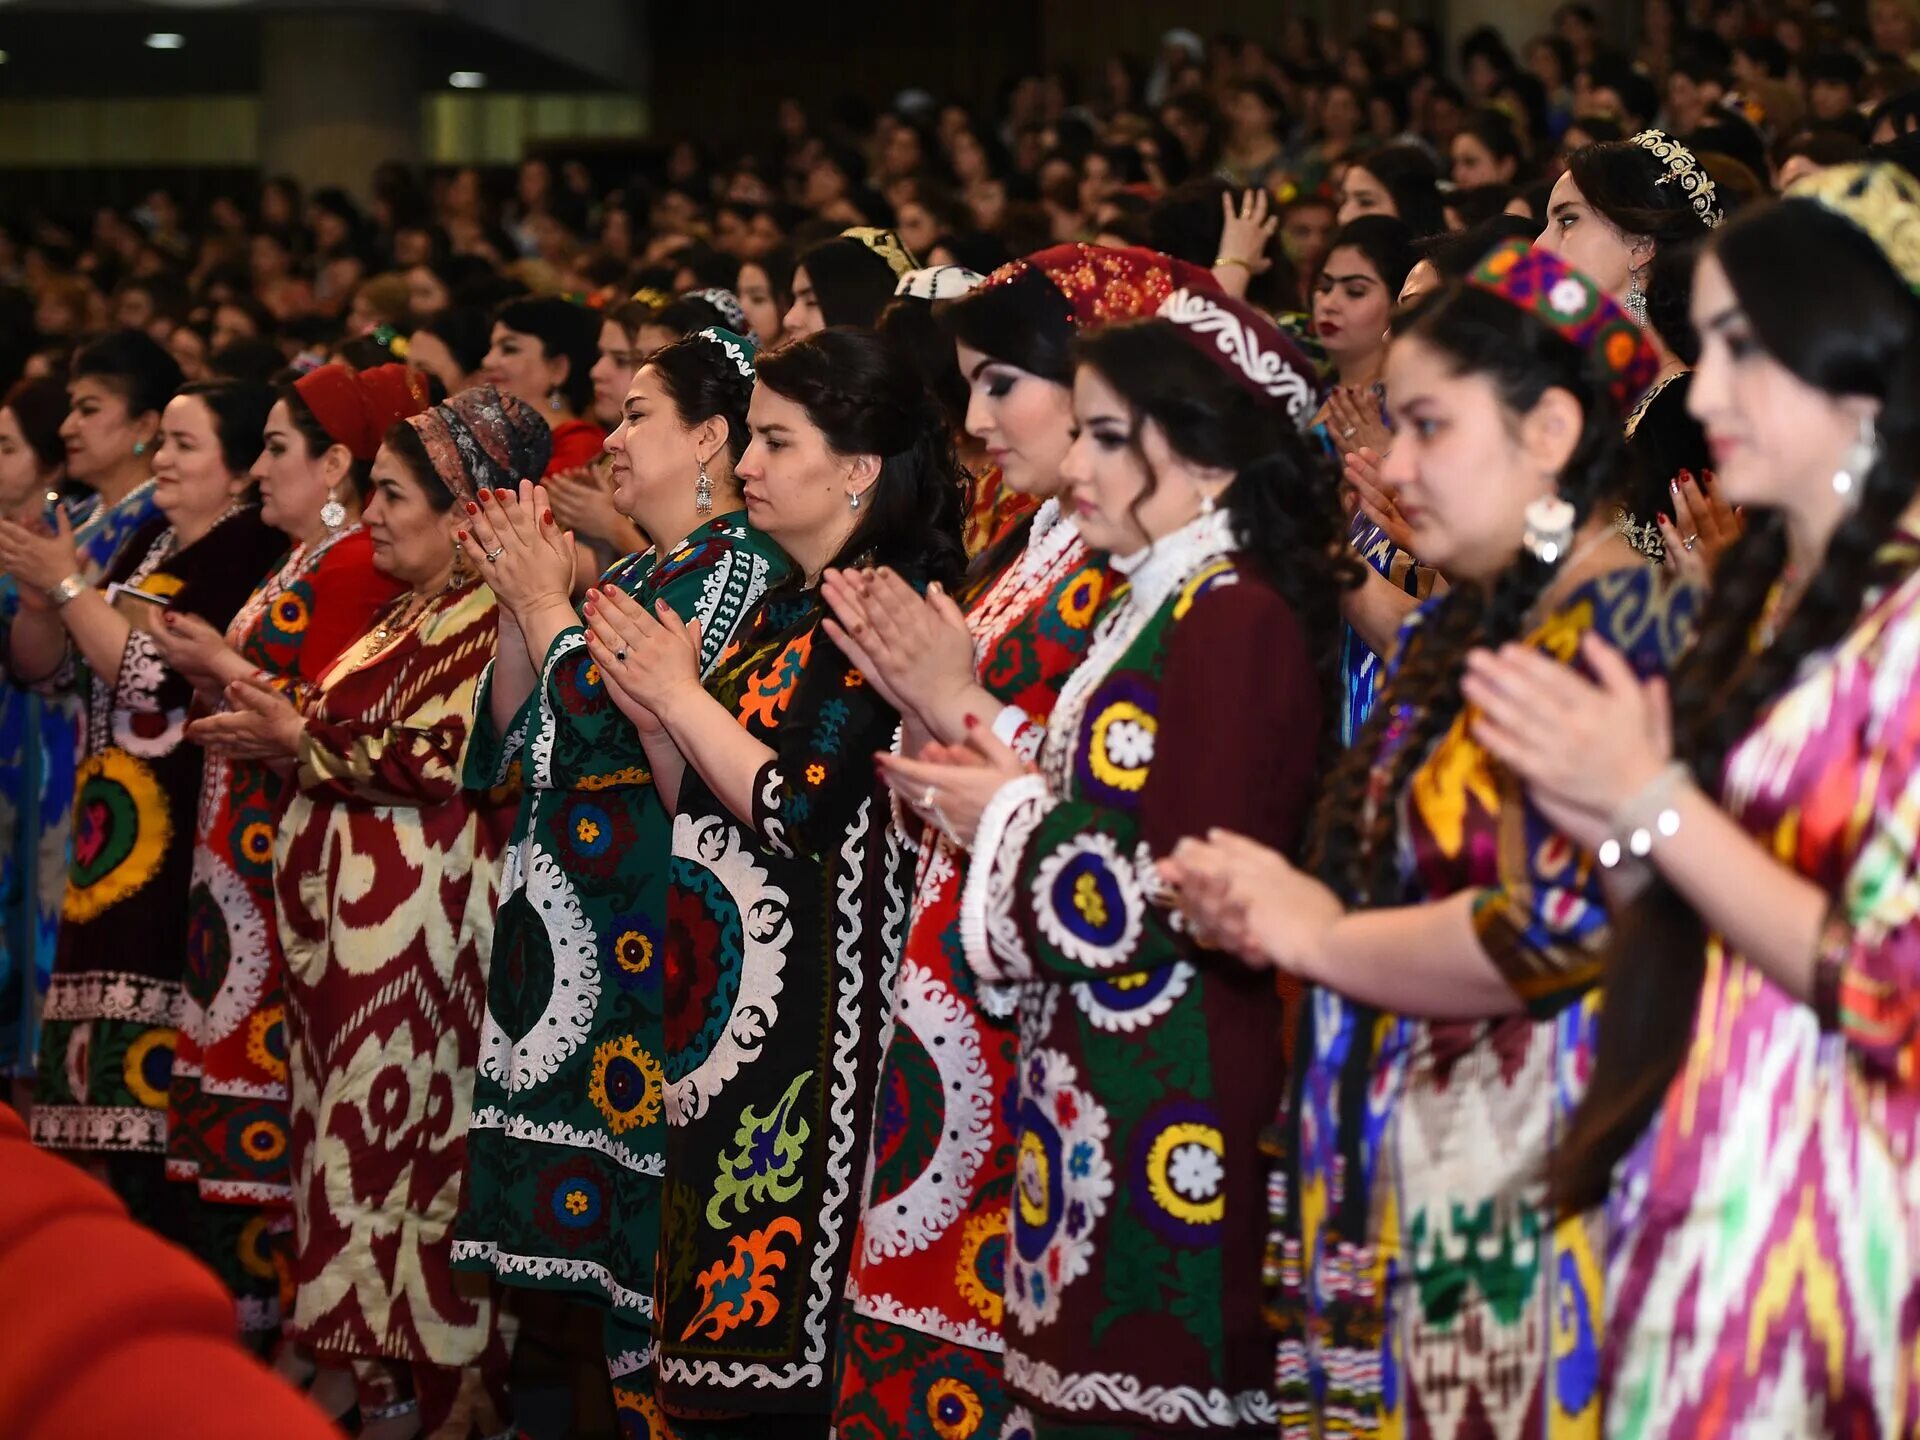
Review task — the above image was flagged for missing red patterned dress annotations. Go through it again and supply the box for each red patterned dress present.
[166,525,402,1341]
[834,498,1109,1439]
[274,577,516,1429]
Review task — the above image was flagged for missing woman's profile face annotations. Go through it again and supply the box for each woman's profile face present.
[1535,170,1638,299]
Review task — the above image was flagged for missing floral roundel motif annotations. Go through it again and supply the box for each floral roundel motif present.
[1005,1047,1111,1336]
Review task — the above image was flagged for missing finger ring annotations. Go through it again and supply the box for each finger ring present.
[484,545,505,563]
[1341,426,1357,440]
[921,785,937,808]
[1682,534,1698,551]
[614,648,628,662]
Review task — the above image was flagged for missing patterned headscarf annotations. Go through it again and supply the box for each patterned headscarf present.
[1788,161,1920,293]
[1467,240,1661,416]
[981,243,1221,327]
[404,385,552,505]
[839,226,920,278]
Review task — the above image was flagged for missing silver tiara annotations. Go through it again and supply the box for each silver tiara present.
[1630,129,1723,229]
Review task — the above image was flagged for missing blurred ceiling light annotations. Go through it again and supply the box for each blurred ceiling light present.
[449,70,487,89]
[145,32,187,49]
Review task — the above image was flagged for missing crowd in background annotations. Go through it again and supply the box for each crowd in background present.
[6,3,1920,1440]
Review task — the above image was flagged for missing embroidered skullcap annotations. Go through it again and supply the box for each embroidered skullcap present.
[895,264,986,300]
[981,243,1221,328]
[1467,239,1661,416]
[1787,161,1920,294]
[687,287,751,334]
[1156,288,1321,429]
[839,226,920,279]
[294,362,433,464]
[695,327,758,379]
[630,286,673,311]
[1628,129,1723,229]
[403,384,551,506]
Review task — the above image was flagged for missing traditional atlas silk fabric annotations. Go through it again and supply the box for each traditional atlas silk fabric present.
[958,509,1323,1434]
[164,526,402,1335]
[30,506,286,1206]
[961,460,1038,560]
[275,579,516,1369]
[1269,565,1696,1440]
[453,516,787,1392]
[1604,532,1920,1437]
[653,575,922,1422]
[834,498,1110,1440]
[1341,510,1431,746]
[0,480,158,1080]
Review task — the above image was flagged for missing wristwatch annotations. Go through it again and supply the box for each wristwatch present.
[46,574,85,608]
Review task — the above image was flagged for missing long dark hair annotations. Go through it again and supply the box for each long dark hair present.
[753,329,967,586]
[1351,144,1448,238]
[1549,199,1920,1210]
[796,237,900,329]
[1308,281,1631,907]
[178,379,271,477]
[1563,135,1714,258]
[1323,214,1421,299]
[492,296,601,412]
[648,333,756,464]
[1071,320,1361,742]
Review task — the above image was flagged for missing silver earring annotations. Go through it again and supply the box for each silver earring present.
[848,490,861,512]
[548,386,564,413]
[695,463,713,514]
[319,486,347,532]
[1623,268,1648,326]
[1523,494,1575,564]
[1198,491,1216,516]
[1833,413,1879,505]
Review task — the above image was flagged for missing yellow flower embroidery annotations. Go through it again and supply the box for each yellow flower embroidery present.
[1073,871,1109,927]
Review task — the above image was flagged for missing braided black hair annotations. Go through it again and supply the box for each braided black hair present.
[1550,198,1920,1211]
[1307,280,1632,907]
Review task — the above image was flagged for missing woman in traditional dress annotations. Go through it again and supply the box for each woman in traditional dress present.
[578,327,966,1435]
[880,287,1349,1435]
[822,243,1217,1438]
[0,335,181,1097]
[1535,129,1727,562]
[484,296,606,476]
[0,377,73,1095]
[452,330,788,1419]
[0,379,283,1233]
[1164,241,1698,1440]
[1467,163,1920,1438]
[188,386,548,1439]
[156,363,424,1355]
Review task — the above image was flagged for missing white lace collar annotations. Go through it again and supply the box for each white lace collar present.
[1107,508,1236,610]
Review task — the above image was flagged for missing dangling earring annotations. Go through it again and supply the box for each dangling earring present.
[695,463,713,514]
[547,386,564,414]
[1833,412,1880,505]
[1623,267,1649,327]
[319,485,347,532]
[848,490,862,512]
[1523,494,1576,563]
[1197,490,1217,516]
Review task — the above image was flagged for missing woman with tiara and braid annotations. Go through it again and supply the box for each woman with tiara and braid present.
[1163,241,1697,1439]
[1468,162,1920,1438]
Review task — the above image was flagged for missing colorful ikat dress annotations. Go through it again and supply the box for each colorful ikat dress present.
[1604,530,1920,1436]
[1269,565,1695,1440]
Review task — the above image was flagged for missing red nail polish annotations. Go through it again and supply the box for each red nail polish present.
[1658,512,1672,527]
[543,509,554,525]
[457,530,469,541]
[964,714,980,730]
[465,501,478,515]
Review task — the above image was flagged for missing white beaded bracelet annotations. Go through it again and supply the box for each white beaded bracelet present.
[1596,761,1692,870]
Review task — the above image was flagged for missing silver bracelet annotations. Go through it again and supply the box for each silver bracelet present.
[1596,761,1691,869]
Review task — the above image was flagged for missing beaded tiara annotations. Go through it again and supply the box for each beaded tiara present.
[1630,129,1723,229]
